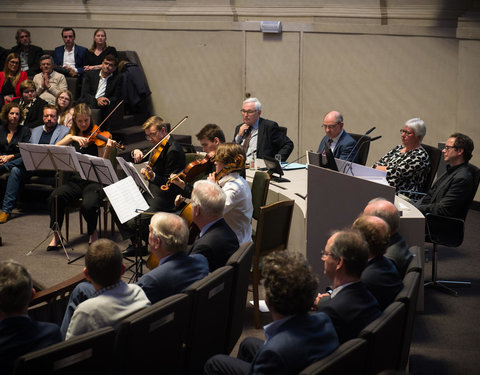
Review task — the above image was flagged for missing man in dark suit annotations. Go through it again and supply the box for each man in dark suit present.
[317,110,359,163]
[10,28,44,78]
[53,27,87,77]
[353,215,403,310]
[13,80,47,128]
[0,260,62,375]
[364,198,413,277]
[188,179,239,271]
[415,133,475,220]
[315,229,381,344]
[204,251,339,375]
[234,97,293,162]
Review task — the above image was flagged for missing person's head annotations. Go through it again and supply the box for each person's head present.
[43,104,58,131]
[363,198,399,235]
[263,251,318,317]
[3,53,21,76]
[0,260,34,317]
[91,28,107,50]
[61,27,76,48]
[322,110,344,139]
[100,55,118,78]
[84,239,124,288]
[15,28,31,48]
[39,55,54,74]
[20,80,37,103]
[0,102,23,126]
[213,142,245,175]
[401,118,425,149]
[196,124,225,153]
[191,180,226,221]
[443,133,474,166]
[352,215,390,257]
[71,103,93,135]
[241,97,262,127]
[149,212,189,257]
[55,90,73,112]
[323,229,369,282]
[142,116,169,144]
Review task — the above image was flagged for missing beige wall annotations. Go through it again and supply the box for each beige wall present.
[1,0,479,195]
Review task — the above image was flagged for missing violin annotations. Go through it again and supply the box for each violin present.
[161,151,215,191]
[86,125,125,150]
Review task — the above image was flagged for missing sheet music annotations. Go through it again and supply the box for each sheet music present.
[76,153,119,185]
[116,157,153,198]
[103,176,149,224]
[18,143,85,179]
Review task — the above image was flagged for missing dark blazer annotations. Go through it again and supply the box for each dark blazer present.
[136,252,209,304]
[234,117,294,161]
[385,232,413,277]
[316,281,381,344]
[53,44,87,76]
[13,97,48,129]
[0,315,62,375]
[79,69,122,109]
[189,218,239,272]
[10,44,44,77]
[0,124,31,159]
[361,256,403,310]
[0,46,8,71]
[249,312,339,375]
[416,163,474,220]
[318,130,359,163]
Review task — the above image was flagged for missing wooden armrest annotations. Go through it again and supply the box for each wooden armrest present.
[30,273,87,306]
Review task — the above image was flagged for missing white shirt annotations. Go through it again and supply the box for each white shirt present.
[63,45,77,71]
[95,71,112,99]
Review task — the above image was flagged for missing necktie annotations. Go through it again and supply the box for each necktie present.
[243,127,252,153]
[322,139,333,156]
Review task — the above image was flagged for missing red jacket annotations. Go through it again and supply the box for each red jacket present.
[0,70,28,103]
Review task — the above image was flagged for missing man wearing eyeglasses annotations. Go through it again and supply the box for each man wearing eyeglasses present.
[415,133,475,219]
[317,110,359,163]
[234,97,293,162]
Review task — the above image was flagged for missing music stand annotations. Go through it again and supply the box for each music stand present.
[19,143,84,261]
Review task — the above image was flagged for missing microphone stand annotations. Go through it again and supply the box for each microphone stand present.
[342,127,376,174]
[343,135,382,176]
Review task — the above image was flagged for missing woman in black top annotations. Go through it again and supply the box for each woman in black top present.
[0,102,30,166]
[84,29,118,71]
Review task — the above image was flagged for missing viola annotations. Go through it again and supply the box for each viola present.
[86,125,125,150]
[161,151,215,191]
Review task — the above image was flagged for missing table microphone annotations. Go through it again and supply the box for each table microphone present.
[342,126,376,173]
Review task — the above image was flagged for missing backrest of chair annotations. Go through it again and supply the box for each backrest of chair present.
[406,246,422,274]
[349,133,371,166]
[421,143,442,192]
[114,293,191,375]
[14,326,115,375]
[184,266,234,375]
[394,271,421,369]
[256,200,294,256]
[225,241,255,353]
[425,213,465,247]
[251,171,270,220]
[359,301,406,374]
[279,126,288,136]
[299,338,368,375]
[467,163,480,203]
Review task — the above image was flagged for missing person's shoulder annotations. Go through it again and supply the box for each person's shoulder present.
[259,117,279,128]
[30,44,44,52]
[76,45,88,53]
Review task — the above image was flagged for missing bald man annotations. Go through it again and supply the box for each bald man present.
[317,110,359,163]
[363,198,413,277]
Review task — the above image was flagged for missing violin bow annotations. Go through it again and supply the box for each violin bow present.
[86,100,124,143]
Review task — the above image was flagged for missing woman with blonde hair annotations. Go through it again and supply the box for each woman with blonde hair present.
[84,29,118,71]
[0,53,28,104]
[55,90,74,128]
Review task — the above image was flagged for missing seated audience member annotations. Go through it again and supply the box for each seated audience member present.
[0,47,7,71]
[0,260,61,375]
[188,180,239,271]
[33,55,67,105]
[61,213,208,337]
[353,215,403,310]
[53,27,87,77]
[84,29,118,71]
[415,133,475,220]
[65,239,150,340]
[317,110,358,163]
[207,142,253,244]
[13,80,47,128]
[374,118,430,197]
[0,53,28,105]
[55,90,74,128]
[234,97,293,162]
[10,28,44,78]
[363,198,412,277]
[0,105,69,223]
[79,54,121,124]
[204,251,339,375]
[315,229,381,344]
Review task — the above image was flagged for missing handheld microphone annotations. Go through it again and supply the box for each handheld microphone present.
[344,135,382,175]
[342,126,376,173]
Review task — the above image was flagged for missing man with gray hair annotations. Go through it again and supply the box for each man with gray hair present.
[189,179,239,271]
[10,28,44,77]
[0,261,61,374]
[363,198,413,277]
[32,54,67,104]
[234,97,294,162]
